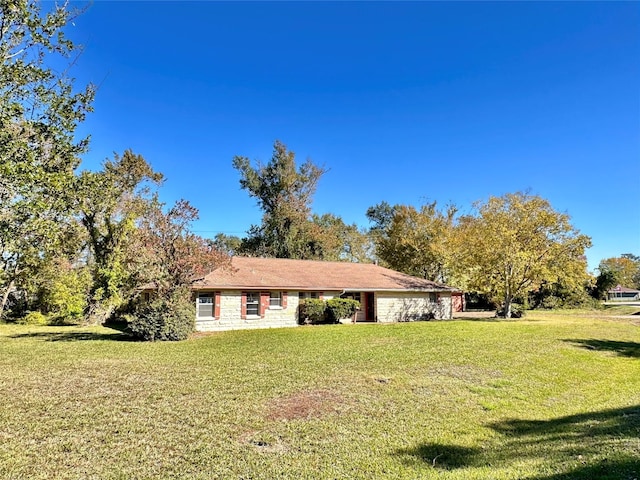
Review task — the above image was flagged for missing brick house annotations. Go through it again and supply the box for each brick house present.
[191,257,460,332]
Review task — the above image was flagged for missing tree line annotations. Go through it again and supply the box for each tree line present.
[1,3,634,340]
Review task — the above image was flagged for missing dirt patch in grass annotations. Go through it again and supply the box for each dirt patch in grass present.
[266,389,346,421]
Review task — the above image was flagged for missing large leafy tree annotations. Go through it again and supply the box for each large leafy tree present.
[598,254,640,289]
[232,140,327,259]
[136,199,229,297]
[128,199,229,341]
[0,0,94,317]
[367,201,456,282]
[77,150,163,322]
[233,141,372,261]
[456,192,591,318]
[310,213,374,263]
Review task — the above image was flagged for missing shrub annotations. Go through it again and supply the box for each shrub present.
[128,289,195,341]
[17,311,49,325]
[326,299,360,323]
[496,303,525,319]
[298,299,327,325]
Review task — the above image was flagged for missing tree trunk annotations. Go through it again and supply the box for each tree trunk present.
[0,279,15,319]
[503,291,512,318]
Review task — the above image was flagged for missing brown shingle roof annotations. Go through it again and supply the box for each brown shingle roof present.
[194,257,458,292]
[608,285,640,294]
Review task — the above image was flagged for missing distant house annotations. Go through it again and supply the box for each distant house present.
[607,285,640,301]
[191,257,461,332]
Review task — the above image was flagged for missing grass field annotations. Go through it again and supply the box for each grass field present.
[1,311,638,479]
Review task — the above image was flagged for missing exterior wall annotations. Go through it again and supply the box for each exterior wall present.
[376,292,452,323]
[607,292,640,301]
[196,290,300,332]
[195,290,453,331]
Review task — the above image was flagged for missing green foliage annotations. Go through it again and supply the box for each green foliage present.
[134,199,229,298]
[233,140,327,259]
[456,192,592,318]
[298,298,361,324]
[325,298,361,323]
[598,254,640,289]
[298,298,327,325]
[211,233,242,256]
[310,213,374,262]
[128,288,195,341]
[16,311,48,325]
[496,303,525,318]
[0,1,94,318]
[35,259,91,321]
[367,201,456,282]
[530,281,600,310]
[591,270,618,300]
[77,150,163,322]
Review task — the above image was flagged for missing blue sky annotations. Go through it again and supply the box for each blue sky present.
[68,1,639,271]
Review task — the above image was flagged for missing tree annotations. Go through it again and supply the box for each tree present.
[136,199,229,297]
[77,150,163,322]
[309,213,374,263]
[456,192,591,318]
[367,201,456,282]
[128,199,230,341]
[232,140,326,259]
[0,1,94,317]
[211,233,242,256]
[598,254,640,289]
[591,270,618,301]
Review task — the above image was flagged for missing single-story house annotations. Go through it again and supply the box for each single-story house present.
[607,285,640,301]
[191,257,461,332]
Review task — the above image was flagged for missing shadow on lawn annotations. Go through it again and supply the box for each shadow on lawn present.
[397,405,640,479]
[564,339,640,358]
[10,330,135,342]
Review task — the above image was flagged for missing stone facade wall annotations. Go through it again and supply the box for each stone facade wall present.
[195,290,300,332]
[376,292,452,323]
[195,290,452,331]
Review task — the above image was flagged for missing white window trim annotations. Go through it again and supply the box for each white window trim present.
[196,294,215,320]
[246,293,260,317]
[269,291,283,308]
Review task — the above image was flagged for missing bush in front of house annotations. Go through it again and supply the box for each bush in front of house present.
[128,288,195,341]
[325,299,361,323]
[298,299,328,325]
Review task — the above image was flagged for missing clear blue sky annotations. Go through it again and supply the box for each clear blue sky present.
[68,1,639,271]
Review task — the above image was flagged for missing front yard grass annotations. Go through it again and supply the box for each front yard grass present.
[1,311,638,479]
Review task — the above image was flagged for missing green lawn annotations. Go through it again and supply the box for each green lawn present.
[1,312,638,479]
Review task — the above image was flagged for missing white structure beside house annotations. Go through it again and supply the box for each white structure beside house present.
[607,285,640,301]
[191,257,460,332]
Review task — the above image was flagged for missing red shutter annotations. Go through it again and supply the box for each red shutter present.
[214,291,221,319]
[260,292,270,318]
[241,292,247,319]
[282,291,288,309]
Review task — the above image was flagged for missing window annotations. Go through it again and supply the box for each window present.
[343,292,361,302]
[197,294,214,318]
[246,292,259,316]
[270,291,282,307]
[299,292,320,300]
[428,293,437,303]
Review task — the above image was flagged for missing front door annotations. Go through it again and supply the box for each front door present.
[365,292,375,321]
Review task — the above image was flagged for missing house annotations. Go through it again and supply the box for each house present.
[607,285,640,301]
[191,257,461,332]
